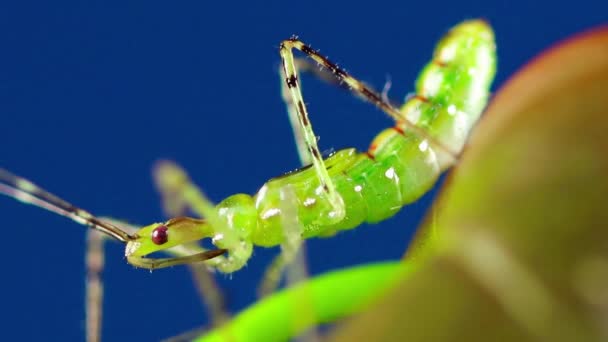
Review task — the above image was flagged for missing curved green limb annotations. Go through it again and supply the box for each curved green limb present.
[279,39,346,224]
[258,185,310,298]
[196,261,410,342]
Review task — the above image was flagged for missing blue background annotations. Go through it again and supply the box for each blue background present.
[0,1,605,341]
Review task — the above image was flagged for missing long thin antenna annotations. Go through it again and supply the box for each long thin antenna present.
[0,168,134,242]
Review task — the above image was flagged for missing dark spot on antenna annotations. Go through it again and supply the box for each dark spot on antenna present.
[151,225,169,245]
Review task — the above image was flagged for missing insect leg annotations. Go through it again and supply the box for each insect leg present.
[280,185,319,341]
[85,230,104,342]
[152,160,253,273]
[278,38,458,160]
[260,185,319,341]
[279,65,310,166]
[280,58,404,167]
[279,42,346,223]
[258,252,288,297]
[84,218,139,342]
[257,185,307,296]
[279,58,349,166]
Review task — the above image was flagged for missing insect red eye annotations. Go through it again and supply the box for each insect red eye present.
[151,225,168,245]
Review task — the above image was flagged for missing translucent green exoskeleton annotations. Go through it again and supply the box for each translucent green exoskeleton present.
[0,19,496,340]
[145,19,494,274]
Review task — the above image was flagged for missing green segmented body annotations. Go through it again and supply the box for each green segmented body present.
[0,20,496,271]
[217,20,496,247]
[133,20,496,258]
[102,20,497,273]
[127,20,497,260]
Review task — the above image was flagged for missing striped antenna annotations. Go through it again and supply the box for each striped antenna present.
[0,168,134,242]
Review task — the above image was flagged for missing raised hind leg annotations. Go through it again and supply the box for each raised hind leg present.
[279,41,347,223]
[279,57,356,166]
[261,40,359,301]
[273,51,406,299]
[280,57,398,166]
[279,38,458,161]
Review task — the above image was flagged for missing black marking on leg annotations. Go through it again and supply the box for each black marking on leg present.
[309,146,321,159]
[360,86,383,105]
[300,44,315,56]
[322,183,330,193]
[297,101,309,126]
[286,75,298,88]
[331,65,348,79]
[309,51,347,80]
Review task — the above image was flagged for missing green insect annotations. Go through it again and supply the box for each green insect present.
[0,19,496,341]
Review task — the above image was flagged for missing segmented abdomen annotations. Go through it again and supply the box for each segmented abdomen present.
[327,20,496,233]
[345,19,497,226]
[402,20,497,167]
